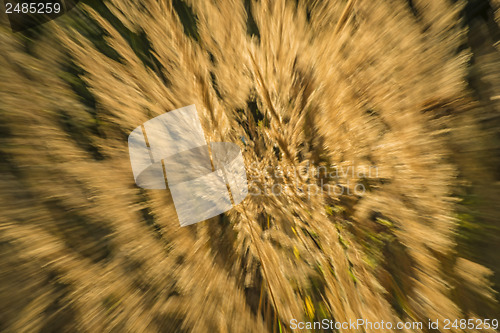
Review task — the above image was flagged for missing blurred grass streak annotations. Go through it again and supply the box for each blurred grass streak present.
[1,0,500,332]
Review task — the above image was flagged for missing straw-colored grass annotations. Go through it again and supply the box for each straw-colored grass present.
[1,0,499,332]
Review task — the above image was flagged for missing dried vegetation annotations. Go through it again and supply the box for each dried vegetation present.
[0,0,499,332]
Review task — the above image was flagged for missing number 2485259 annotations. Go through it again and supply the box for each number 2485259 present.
[5,2,62,14]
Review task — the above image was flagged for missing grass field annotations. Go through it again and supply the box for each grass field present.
[1,0,499,332]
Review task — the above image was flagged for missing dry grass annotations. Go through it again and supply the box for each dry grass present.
[1,0,499,332]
